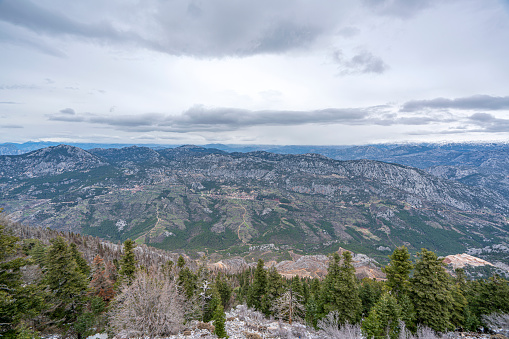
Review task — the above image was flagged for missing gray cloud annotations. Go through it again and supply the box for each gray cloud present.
[0,84,40,90]
[362,0,435,18]
[467,113,509,133]
[333,49,389,75]
[0,101,20,104]
[0,0,351,57]
[59,108,76,115]
[401,95,509,112]
[0,124,23,129]
[46,105,451,133]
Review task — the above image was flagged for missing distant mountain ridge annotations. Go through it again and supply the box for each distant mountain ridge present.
[1,144,508,264]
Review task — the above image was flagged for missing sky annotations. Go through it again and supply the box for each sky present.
[1,0,509,145]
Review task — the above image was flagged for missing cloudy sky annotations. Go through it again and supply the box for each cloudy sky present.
[1,0,509,145]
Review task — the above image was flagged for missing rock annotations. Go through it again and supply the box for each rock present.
[197,322,215,332]
[243,332,263,339]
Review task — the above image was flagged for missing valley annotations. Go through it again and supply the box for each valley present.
[1,144,508,265]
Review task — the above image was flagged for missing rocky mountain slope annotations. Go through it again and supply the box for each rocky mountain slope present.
[1,144,508,262]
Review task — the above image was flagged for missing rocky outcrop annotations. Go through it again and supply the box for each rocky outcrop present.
[443,253,494,269]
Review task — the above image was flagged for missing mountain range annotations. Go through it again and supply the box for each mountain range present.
[1,143,508,265]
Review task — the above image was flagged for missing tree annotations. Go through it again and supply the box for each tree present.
[43,236,89,327]
[362,291,402,339]
[213,303,228,338]
[247,259,267,311]
[89,255,115,304]
[215,273,232,310]
[0,223,33,336]
[382,246,415,329]
[272,287,305,324]
[70,243,90,277]
[319,252,362,324]
[177,255,186,269]
[383,246,413,299]
[109,270,185,338]
[359,278,384,317]
[261,266,285,316]
[118,239,137,286]
[410,248,454,333]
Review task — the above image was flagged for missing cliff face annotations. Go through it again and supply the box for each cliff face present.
[1,145,508,259]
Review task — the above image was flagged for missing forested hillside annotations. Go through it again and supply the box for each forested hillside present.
[2,212,509,338]
[1,145,509,265]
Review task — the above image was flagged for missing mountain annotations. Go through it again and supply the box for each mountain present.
[1,144,508,263]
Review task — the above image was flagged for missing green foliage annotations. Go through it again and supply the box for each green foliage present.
[118,239,137,285]
[70,243,91,277]
[362,292,402,339]
[44,236,89,325]
[216,273,232,310]
[261,266,285,316]
[319,252,362,324]
[213,303,228,338]
[359,278,384,317]
[73,312,95,339]
[178,267,197,299]
[383,246,413,298]
[15,322,41,339]
[247,259,267,311]
[410,248,454,333]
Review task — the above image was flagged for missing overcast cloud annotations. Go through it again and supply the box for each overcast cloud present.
[1,0,509,145]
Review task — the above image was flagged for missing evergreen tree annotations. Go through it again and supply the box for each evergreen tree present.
[0,224,31,336]
[383,246,415,330]
[204,283,221,322]
[215,273,232,310]
[29,240,47,268]
[178,266,198,300]
[213,303,228,338]
[118,239,137,285]
[450,281,467,329]
[261,266,285,316]
[319,251,362,324]
[359,278,384,317]
[362,291,402,339]
[70,243,90,277]
[247,259,267,311]
[44,236,89,327]
[410,248,454,333]
[383,246,413,298]
[177,255,186,269]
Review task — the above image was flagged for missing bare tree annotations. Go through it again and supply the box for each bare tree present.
[483,313,509,335]
[398,321,448,339]
[271,288,305,325]
[317,311,362,339]
[108,269,185,338]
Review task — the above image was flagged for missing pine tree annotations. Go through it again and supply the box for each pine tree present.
[383,246,413,298]
[319,251,362,324]
[247,259,267,311]
[0,223,31,336]
[410,248,454,333]
[177,255,186,269]
[215,273,232,310]
[359,278,384,317]
[89,255,115,303]
[44,236,89,326]
[70,243,90,277]
[261,266,285,316]
[382,246,415,329]
[204,283,221,322]
[118,239,137,285]
[213,303,228,338]
[362,291,402,339]
[178,266,198,300]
